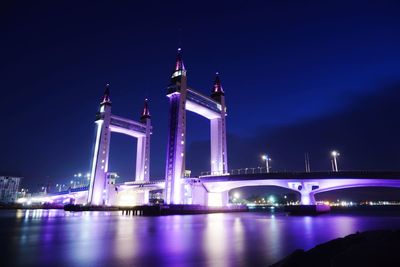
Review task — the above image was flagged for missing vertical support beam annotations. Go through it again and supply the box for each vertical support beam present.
[165,66,187,204]
[220,106,228,173]
[210,73,228,175]
[88,102,111,205]
[210,113,228,174]
[143,190,149,205]
[135,118,151,182]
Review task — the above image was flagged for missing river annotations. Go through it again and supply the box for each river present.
[1,209,400,266]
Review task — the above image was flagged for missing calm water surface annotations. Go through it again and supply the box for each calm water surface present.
[1,209,400,267]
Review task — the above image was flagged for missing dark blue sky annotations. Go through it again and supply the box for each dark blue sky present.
[2,1,400,192]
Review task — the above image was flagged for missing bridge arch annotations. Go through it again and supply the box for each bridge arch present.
[192,179,302,206]
[312,183,400,202]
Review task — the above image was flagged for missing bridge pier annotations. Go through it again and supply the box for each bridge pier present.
[189,183,228,207]
[300,191,316,205]
[287,181,318,205]
[207,191,229,207]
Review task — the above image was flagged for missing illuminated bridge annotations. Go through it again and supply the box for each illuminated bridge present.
[19,49,400,208]
[22,171,400,208]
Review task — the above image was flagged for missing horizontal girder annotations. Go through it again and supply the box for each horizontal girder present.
[186,88,222,118]
[110,115,151,138]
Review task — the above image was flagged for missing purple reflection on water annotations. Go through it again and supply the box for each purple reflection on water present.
[1,210,400,266]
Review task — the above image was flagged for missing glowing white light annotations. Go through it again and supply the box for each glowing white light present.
[234,192,240,199]
[331,150,340,157]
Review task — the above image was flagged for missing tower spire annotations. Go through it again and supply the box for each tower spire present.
[170,48,186,79]
[141,98,151,122]
[174,47,185,71]
[211,72,224,103]
[101,83,111,104]
[212,72,224,94]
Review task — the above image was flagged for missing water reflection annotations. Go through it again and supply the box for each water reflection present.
[1,210,400,266]
[203,214,228,267]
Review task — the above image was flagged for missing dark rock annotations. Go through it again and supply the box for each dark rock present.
[271,230,400,267]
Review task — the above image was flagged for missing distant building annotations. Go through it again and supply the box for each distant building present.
[0,176,22,203]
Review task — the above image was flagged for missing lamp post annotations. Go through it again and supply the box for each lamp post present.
[331,150,340,172]
[262,154,271,173]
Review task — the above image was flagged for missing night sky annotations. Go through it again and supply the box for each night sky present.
[2,1,400,199]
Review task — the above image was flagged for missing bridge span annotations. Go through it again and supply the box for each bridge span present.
[19,171,400,207]
[191,171,400,206]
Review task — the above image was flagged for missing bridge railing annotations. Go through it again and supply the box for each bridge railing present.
[200,167,270,177]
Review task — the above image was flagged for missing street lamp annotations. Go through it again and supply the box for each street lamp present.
[331,150,340,172]
[262,154,271,173]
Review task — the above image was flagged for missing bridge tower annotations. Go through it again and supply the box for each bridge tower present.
[165,48,187,204]
[87,85,112,205]
[165,49,228,204]
[87,85,152,205]
[136,99,151,182]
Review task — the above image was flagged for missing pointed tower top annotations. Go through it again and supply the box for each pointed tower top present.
[211,72,225,103]
[140,98,151,122]
[174,47,185,72]
[101,83,111,104]
[212,72,224,94]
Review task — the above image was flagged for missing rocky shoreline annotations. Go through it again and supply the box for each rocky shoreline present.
[271,230,400,267]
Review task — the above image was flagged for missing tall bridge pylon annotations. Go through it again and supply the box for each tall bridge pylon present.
[165,49,228,204]
[87,85,152,205]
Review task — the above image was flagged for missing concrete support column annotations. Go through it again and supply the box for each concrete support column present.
[135,118,151,182]
[165,90,187,204]
[300,191,316,205]
[143,190,150,205]
[210,118,228,175]
[207,191,229,207]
